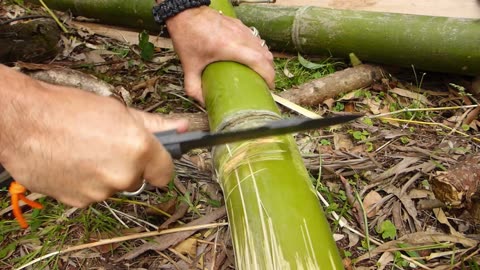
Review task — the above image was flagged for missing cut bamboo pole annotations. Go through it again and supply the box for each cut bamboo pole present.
[28,0,480,76]
[202,1,343,269]
[234,5,480,76]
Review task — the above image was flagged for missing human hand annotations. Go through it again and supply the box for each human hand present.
[0,66,188,207]
[165,6,275,103]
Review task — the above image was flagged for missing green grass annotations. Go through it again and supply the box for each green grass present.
[0,195,145,269]
[274,55,339,90]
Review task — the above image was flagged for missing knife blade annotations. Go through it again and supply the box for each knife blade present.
[155,114,362,159]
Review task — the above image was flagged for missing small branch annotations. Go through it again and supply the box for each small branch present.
[16,222,228,270]
[39,0,68,33]
[279,64,384,106]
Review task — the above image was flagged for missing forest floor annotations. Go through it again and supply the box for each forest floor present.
[1,1,480,270]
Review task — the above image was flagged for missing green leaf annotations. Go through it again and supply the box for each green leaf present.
[138,31,154,61]
[352,131,363,140]
[400,136,410,144]
[333,102,345,112]
[362,117,373,126]
[298,54,326,70]
[366,142,374,152]
[462,124,471,131]
[320,139,331,146]
[377,220,397,240]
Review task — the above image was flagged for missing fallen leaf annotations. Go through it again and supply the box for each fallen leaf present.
[356,232,478,262]
[389,88,432,105]
[364,98,381,114]
[363,190,383,218]
[377,252,394,270]
[333,133,354,151]
[322,98,335,110]
[117,86,133,106]
[174,237,197,258]
[283,64,294,78]
[333,233,344,242]
[433,208,463,237]
[343,227,359,248]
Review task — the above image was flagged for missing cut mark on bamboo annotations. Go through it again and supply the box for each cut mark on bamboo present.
[219,138,285,177]
[291,6,312,53]
[213,109,281,132]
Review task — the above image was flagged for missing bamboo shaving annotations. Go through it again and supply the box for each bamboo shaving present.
[271,94,321,119]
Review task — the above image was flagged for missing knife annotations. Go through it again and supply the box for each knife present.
[155,114,363,159]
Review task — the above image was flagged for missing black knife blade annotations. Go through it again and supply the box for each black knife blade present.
[155,114,362,159]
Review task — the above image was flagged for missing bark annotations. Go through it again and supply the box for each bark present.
[0,18,61,63]
[162,113,209,131]
[279,64,384,106]
[431,155,480,208]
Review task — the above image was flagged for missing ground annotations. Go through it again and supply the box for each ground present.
[1,1,480,270]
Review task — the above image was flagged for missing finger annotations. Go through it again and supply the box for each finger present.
[142,138,175,188]
[183,70,205,105]
[129,109,189,133]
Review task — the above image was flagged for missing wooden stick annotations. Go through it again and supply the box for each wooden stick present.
[279,64,384,106]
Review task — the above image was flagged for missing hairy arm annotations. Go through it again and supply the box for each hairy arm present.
[0,65,187,207]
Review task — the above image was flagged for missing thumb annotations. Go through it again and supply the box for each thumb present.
[128,109,189,133]
[184,70,205,105]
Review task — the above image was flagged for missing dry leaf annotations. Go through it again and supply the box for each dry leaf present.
[333,133,354,151]
[356,232,478,262]
[389,88,432,105]
[363,190,382,218]
[117,86,133,106]
[364,98,381,114]
[377,252,394,270]
[322,98,335,110]
[343,227,359,248]
[283,65,294,78]
[174,237,197,258]
[333,233,345,242]
[433,208,462,237]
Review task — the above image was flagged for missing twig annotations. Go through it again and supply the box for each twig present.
[15,223,227,270]
[107,197,172,218]
[378,117,480,143]
[370,104,479,119]
[99,203,158,230]
[38,0,68,33]
[0,15,51,25]
[339,175,364,229]
[102,201,129,229]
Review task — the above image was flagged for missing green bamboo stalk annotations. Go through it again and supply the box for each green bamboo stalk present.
[29,0,480,76]
[203,1,343,269]
[26,0,159,31]
[234,5,480,76]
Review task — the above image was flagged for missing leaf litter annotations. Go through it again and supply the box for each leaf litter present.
[2,2,480,270]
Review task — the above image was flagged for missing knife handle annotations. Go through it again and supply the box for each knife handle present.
[154,129,183,159]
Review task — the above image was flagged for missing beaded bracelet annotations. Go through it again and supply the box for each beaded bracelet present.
[152,0,211,25]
